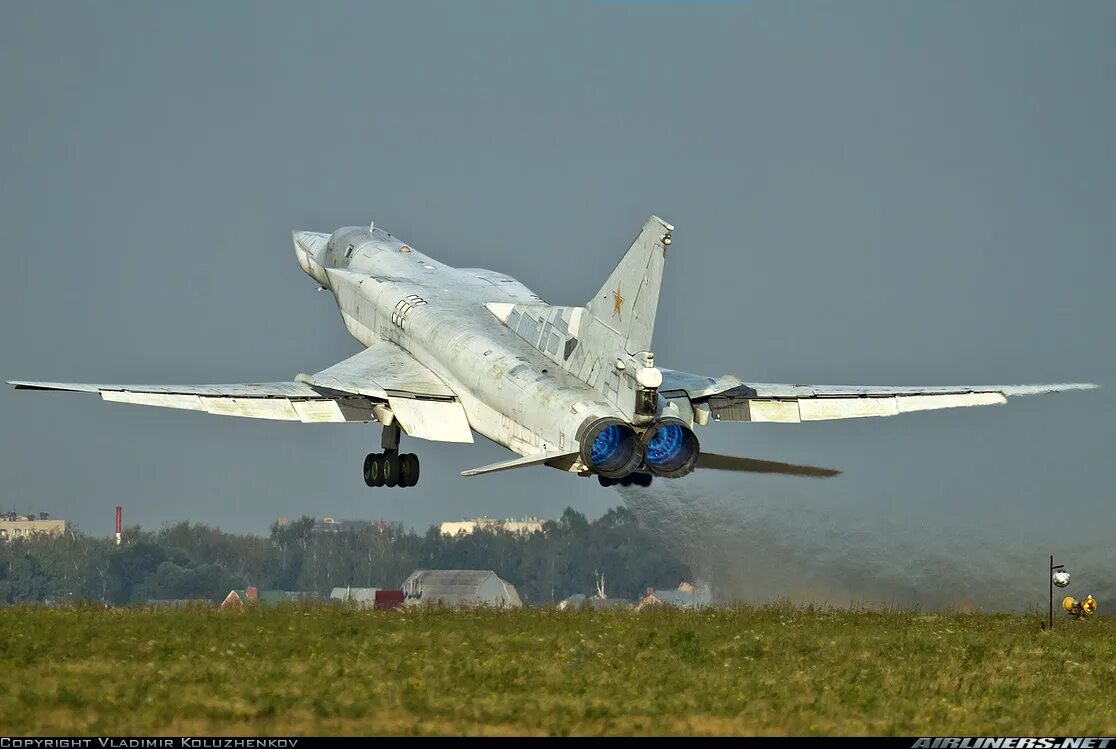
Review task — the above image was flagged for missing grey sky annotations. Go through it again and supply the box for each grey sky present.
[2,2,1112,605]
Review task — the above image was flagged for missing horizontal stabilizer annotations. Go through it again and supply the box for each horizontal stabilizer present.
[696,452,841,478]
[461,450,577,477]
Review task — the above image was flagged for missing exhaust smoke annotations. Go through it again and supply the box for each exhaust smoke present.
[617,479,1115,611]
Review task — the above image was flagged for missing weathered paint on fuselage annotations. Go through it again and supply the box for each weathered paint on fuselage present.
[309,226,627,459]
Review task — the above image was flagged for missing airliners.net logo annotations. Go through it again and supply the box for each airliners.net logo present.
[913,740,1113,749]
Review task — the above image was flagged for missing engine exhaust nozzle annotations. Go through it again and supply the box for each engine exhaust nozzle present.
[641,417,700,478]
[577,416,644,479]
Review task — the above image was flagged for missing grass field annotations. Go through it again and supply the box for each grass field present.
[0,604,1113,736]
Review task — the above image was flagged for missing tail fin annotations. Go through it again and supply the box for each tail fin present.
[483,216,674,410]
[585,216,672,355]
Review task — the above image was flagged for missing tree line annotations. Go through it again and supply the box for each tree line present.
[0,507,691,606]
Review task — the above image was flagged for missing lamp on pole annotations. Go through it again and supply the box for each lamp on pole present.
[1048,554,1071,631]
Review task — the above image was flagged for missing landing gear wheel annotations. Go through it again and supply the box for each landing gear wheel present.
[399,453,420,488]
[633,473,653,488]
[364,419,419,488]
[597,475,616,488]
[364,453,384,487]
[382,452,401,487]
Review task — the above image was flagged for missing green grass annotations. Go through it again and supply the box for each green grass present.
[0,604,1113,735]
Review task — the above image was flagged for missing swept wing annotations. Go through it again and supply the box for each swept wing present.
[657,370,1096,424]
[9,340,473,443]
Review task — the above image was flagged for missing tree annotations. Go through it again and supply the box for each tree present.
[0,506,692,606]
[105,540,166,604]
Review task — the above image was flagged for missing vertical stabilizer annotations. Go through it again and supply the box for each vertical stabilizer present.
[484,216,674,414]
[585,215,672,355]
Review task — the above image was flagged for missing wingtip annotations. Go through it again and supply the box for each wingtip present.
[6,381,102,393]
[1000,382,1101,397]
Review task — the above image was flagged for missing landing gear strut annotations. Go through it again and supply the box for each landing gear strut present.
[364,421,421,488]
[598,473,653,488]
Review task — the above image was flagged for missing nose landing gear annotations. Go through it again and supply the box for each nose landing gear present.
[363,421,421,488]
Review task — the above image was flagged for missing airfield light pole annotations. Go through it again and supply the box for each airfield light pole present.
[1049,555,1067,631]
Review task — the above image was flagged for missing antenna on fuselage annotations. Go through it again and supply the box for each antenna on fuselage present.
[369,220,375,233]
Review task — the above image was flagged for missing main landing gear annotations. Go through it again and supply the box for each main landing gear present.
[598,473,653,488]
[364,421,421,488]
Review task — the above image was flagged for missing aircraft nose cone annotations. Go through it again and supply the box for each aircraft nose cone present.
[293,230,328,257]
[292,230,331,287]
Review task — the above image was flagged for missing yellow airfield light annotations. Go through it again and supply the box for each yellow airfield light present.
[1062,594,1099,619]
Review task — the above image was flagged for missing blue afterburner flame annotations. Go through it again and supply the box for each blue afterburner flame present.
[591,424,628,467]
[645,423,686,466]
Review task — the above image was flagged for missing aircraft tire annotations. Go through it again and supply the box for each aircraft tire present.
[364,453,384,487]
[382,453,400,487]
[400,453,420,488]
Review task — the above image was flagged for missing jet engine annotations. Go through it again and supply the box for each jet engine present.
[578,417,644,479]
[640,417,700,478]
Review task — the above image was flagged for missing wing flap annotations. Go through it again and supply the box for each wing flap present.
[388,397,473,443]
[895,391,1006,413]
[734,400,800,423]
[200,396,301,421]
[291,399,347,423]
[798,396,899,421]
[101,391,206,412]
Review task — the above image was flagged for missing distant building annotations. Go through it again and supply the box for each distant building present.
[257,590,321,605]
[0,513,67,542]
[330,587,380,608]
[438,517,543,537]
[313,517,373,534]
[636,582,713,611]
[375,589,405,610]
[220,586,259,609]
[330,587,405,610]
[402,570,522,608]
[146,599,209,609]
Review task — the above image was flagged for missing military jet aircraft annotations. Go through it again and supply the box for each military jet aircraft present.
[10,216,1096,488]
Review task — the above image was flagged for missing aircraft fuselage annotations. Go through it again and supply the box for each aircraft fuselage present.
[299,226,628,461]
